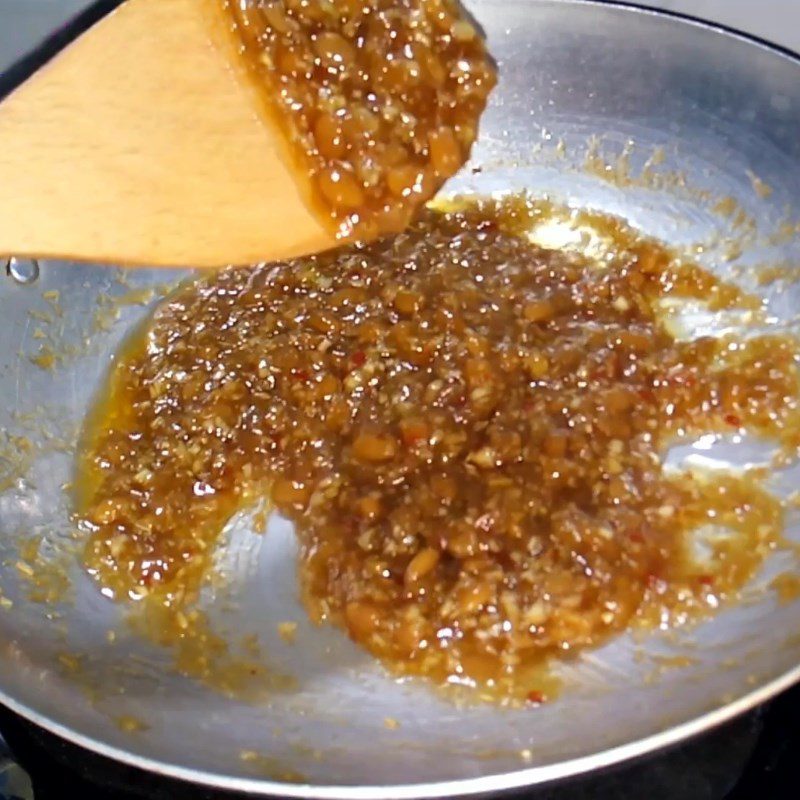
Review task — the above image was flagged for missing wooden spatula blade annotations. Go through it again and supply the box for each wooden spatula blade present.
[0,0,336,268]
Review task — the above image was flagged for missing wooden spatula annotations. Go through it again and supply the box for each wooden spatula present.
[0,0,338,268]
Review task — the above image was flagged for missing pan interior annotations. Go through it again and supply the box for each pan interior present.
[1,1,800,794]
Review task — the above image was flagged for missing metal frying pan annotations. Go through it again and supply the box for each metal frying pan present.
[1,1,800,796]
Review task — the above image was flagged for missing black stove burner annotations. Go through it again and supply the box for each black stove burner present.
[1,683,799,800]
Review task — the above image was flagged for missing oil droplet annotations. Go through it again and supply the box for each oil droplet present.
[5,258,40,285]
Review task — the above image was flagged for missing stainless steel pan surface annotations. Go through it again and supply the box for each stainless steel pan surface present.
[1,1,800,796]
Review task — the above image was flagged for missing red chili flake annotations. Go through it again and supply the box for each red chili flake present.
[629,531,644,544]
[351,350,367,367]
[724,413,741,427]
[647,572,663,589]
[698,574,714,586]
[527,690,546,705]
[638,389,656,403]
[294,369,309,382]
[401,421,428,446]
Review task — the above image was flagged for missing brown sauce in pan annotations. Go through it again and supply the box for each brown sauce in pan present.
[77,196,798,701]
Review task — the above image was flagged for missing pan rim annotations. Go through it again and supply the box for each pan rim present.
[4,664,800,798]
[3,0,800,796]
